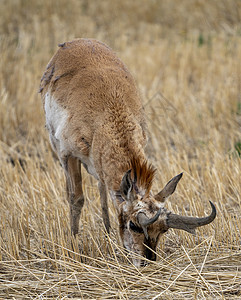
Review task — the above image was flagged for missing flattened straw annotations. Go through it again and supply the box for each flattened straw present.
[0,245,45,285]
[181,245,222,297]
[37,272,76,298]
[87,230,125,291]
[151,263,192,299]
[195,237,213,286]
[104,229,128,289]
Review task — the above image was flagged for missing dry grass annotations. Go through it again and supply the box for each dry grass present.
[0,0,241,298]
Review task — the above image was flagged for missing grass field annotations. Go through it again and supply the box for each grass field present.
[0,0,241,298]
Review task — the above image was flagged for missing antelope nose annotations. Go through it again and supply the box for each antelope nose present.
[145,247,156,261]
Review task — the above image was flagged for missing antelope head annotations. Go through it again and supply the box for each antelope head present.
[115,159,216,267]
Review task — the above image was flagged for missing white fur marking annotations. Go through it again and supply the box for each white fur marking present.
[44,92,99,180]
[44,92,69,156]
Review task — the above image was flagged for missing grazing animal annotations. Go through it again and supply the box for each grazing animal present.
[39,39,216,267]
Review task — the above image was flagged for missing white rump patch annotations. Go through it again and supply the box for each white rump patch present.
[44,92,99,180]
[44,92,69,157]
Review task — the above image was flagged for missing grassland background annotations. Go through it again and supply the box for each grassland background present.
[0,0,241,299]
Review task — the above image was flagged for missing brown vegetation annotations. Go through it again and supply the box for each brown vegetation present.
[0,0,241,298]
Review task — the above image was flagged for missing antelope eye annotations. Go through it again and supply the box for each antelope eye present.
[116,193,124,203]
[129,221,144,234]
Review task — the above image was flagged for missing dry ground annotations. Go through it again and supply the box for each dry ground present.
[0,0,241,299]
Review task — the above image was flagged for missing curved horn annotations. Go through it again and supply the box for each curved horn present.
[167,201,216,234]
[137,208,162,239]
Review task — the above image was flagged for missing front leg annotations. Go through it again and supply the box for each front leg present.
[98,182,110,233]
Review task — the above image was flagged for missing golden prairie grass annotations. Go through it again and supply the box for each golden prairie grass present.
[0,0,241,298]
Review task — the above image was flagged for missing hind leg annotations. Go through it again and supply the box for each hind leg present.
[63,156,84,236]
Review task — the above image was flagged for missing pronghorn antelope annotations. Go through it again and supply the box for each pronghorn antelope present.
[39,39,216,266]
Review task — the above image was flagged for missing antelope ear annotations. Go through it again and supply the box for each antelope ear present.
[154,173,183,202]
[119,169,136,201]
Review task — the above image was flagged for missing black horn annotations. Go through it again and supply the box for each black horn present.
[166,201,216,234]
[137,208,162,239]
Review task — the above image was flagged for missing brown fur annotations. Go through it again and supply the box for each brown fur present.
[40,39,150,237]
[40,38,147,191]
[39,39,186,266]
